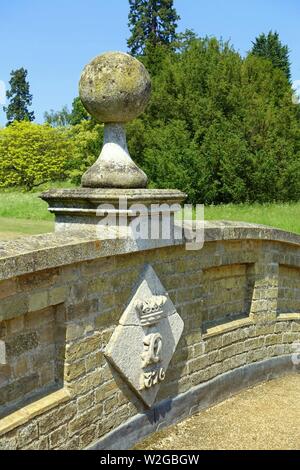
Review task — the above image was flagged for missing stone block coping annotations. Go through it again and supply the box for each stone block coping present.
[0,221,300,282]
[0,388,70,437]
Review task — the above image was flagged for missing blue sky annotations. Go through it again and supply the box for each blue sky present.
[1,0,299,125]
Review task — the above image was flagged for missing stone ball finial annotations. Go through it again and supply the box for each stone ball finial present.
[79,52,151,189]
[79,51,151,123]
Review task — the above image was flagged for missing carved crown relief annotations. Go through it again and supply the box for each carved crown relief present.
[104,265,184,408]
[136,295,168,326]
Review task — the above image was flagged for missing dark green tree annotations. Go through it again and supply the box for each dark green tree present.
[251,31,291,81]
[4,68,35,125]
[127,36,300,204]
[128,0,180,56]
[69,96,90,125]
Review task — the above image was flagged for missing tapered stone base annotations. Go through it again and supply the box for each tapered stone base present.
[81,123,147,189]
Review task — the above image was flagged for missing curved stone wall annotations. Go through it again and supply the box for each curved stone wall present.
[0,222,299,450]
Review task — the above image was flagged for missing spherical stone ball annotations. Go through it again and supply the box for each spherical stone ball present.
[79,51,151,123]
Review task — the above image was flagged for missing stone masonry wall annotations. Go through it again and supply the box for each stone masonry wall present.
[0,305,62,417]
[0,224,299,449]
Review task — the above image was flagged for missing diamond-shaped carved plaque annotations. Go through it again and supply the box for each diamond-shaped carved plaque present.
[104,264,184,408]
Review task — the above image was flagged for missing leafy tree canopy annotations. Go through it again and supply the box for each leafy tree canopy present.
[0,120,102,190]
[127,35,300,204]
[69,96,90,125]
[44,97,90,127]
[44,106,71,127]
[0,122,70,190]
[5,33,300,205]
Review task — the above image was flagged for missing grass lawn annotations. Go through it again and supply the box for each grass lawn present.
[0,217,54,240]
[0,189,299,240]
[0,187,55,240]
[205,203,300,235]
[0,183,74,239]
[0,192,54,221]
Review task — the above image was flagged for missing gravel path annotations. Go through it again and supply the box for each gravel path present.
[135,374,300,450]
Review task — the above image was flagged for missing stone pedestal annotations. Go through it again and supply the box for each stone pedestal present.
[41,188,186,250]
[41,51,187,250]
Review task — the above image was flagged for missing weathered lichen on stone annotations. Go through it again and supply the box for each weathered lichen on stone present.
[79,51,151,123]
[79,51,151,188]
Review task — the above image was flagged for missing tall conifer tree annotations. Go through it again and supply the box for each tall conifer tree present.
[251,31,291,81]
[4,68,35,125]
[128,0,179,56]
